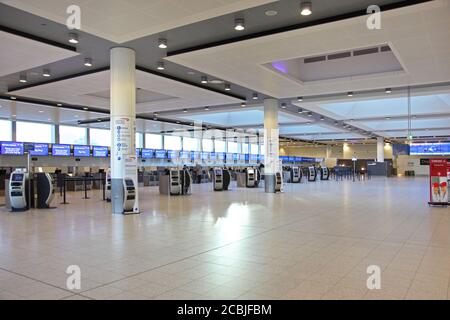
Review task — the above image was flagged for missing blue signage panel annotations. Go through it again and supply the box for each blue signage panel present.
[141,149,154,159]
[239,154,246,160]
[180,151,190,159]
[136,148,141,158]
[1,142,24,155]
[410,143,450,155]
[191,151,199,160]
[73,145,91,157]
[218,153,225,160]
[155,149,167,159]
[233,153,239,161]
[29,143,49,156]
[201,152,209,160]
[250,154,258,161]
[93,146,109,157]
[168,150,179,159]
[52,144,71,156]
[209,152,217,160]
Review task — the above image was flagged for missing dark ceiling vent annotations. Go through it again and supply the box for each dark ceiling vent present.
[353,47,379,56]
[304,56,326,63]
[328,52,351,60]
[380,45,392,52]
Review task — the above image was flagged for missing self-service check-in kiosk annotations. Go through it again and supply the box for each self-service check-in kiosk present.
[246,168,257,188]
[169,170,181,195]
[308,166,317,182]
[320,167,330,181]
[123,178,136,213]
[213,168,231,191]
[36,173,54,209]
[106,169,112,202]
[9,169,29,212]
[290,167,302,183]
[275,172,283,193]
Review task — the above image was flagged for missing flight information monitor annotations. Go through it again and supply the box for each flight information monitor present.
[141,149,154,159]
[52,144,71,156]
[29,143,49,156]
[93,146,109,157]
[155,149,167,159]
[1,142,24,155]
[73,145,91,157]
[410,143,450,155]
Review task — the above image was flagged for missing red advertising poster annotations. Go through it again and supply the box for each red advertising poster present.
[429,159,449,205]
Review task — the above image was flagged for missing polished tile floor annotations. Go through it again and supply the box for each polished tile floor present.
[0,177,449,300]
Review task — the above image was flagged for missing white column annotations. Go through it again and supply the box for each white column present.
[110,47,139,214]
[377,137,385,162]
[326,145,332,159]
[263,98,279,193]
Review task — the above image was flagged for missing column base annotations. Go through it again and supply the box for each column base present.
[264,174,276,193]
[111,178,124,214]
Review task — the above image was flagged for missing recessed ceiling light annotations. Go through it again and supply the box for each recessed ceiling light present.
[201,76,208,84]
[385,88,392,94]
[297,97,303,102]
[42,68,51,77]
[84,58,93,67]
[183,109,188,113]
[83,107,89,110]
[385,117,391,120]
[298,108,303,113]
[281,103,287,109]
[300,1,312,16]
[57,103,62,107]
[39,110,44,113]
[234,18,245,31]
[10,96,16,100]
[68,33,79,44]
[224,83,231,91]
[157,61,165,70]
[204,106,210,111]
[241,102,246,108]
[265,10,278,16]
[158,38,167,49]
[19,74,27,83]
[308,112,313,117]
[252,92,258,100]
[97,119,102,122]
[347,91,354,97]
[320,116,325,121]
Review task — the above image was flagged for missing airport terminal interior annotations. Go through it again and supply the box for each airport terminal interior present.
[0,0,449,301]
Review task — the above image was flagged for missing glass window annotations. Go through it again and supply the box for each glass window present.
[0,119,12,141]
[16,121,54,143]
[90,128,111,146]
[242,143,249,154]
[164,135,181,150]
[227,141,238,153]
[145,133,162,149]
[250,144,259,155]
[135,132,143,149]
[202,139,214,152]
[215,140,226,153]
[59,125,87,145]
[183,137,199,151]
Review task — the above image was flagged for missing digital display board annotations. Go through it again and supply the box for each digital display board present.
[93,146,109,157]
[233,153,239,161]
[239,154,246,161]
[141,149,154,159]
[167,150,178,159]
[136,148,141,158]
[217,153,225,160]
[73,145,91,157]
[191,151,199,160]
[29,143,49,156]
[0,142,24,155]
[209,152,217,160]
[226,153,233,160]
[250,154,258,161]
[180,151,190,159]
[155,149,167,159]
[52,144,71,156]
[410,143,450,156]
[201,152,209,160]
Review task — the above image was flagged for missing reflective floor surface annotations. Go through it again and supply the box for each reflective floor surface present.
[0,177,449,300]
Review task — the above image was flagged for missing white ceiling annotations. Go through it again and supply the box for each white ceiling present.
[0,30,79,78]
[9,69,242,113]
[1,0,277,43]
[166,0,450,98]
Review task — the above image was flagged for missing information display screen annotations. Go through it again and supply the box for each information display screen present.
[210,152,217,160]
[168,150,178,159]
[410,143,450,155]
[12,173,24,181]
[155,149,167,159]
[239,154,246,161]
[73,145,91,157]
[191,151,199,160]
[52,144,71,156]
[250,154,258,161]
[93,146,109,157]
[1,142,24,155]
[201,152,209,160]
[180,151,190,159]
[233,153,239,161]
[217,153,225,160]
[29,143,49,156]
[141,149,154,159]
[136,148,141,158]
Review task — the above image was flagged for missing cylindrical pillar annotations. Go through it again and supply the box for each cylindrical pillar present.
[263,99,279,193]
[110,47,138,214]
[326,145,332,159]
[377,137,385,162]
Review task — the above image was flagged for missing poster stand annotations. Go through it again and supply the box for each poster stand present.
[428,159,450,206]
